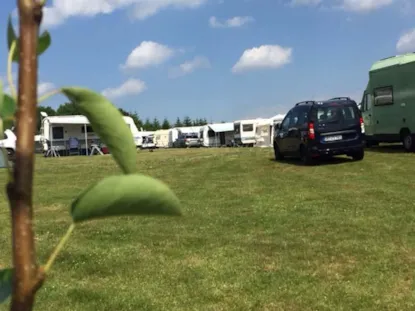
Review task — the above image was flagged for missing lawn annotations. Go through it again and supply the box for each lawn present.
[0,147,415,310]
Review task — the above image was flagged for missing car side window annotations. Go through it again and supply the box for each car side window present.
[295,107,309,126]
[281,112,292,130]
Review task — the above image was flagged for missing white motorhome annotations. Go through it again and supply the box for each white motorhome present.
[38,114,148,154]
[153,129,171,148]
[199,123,234,147]
[233,119,266,147]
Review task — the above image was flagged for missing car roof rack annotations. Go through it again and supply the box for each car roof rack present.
[295,100,316,106]
[328,97,351,101]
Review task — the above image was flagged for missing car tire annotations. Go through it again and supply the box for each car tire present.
[273,144,284,161]
[6,148,15,162]
[402,132,414,152]
[300,146,314,166]
[351,148,364,161]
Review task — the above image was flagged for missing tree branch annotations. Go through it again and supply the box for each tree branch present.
[9,1,44,310]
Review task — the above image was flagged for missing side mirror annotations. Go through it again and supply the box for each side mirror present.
[275,123,281,130]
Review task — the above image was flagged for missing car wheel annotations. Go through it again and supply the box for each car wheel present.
[273,144,284,161]
[402,132,414,152]
[6,148,15,162]
[351,148,364,161]
[300,146,314,166]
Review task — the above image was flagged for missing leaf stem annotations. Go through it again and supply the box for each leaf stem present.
[7,40,16,100]
[37,89,60,104]
[44,223,75,273]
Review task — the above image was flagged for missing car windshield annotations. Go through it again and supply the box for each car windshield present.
[312,102,359,125]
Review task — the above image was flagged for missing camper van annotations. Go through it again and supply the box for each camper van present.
[234,119,265,147]
[360,53,415,151]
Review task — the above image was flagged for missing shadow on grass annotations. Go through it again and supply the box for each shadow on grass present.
[366,144,406,154]
[268,156,353,166]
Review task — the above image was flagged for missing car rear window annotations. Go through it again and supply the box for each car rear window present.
[185,133,198,139]
[312,103,359,125]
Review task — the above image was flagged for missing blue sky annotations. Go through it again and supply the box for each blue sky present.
[1,0,415,123]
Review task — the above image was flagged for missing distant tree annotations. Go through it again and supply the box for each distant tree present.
[36,106,56,132]
[130,111,143,130]
[161,118,171,129]
[152,118,161,130]
[56,102,81,115]
[174,117,183,127]
[118,108,143,130]
[183,116,192,127]
[143,118,152,130]
[200,118,208,125]
[192,118,199,126]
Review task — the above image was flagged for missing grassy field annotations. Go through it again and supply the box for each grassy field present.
[0,146,415,310]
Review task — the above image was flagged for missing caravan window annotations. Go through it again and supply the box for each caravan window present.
[374,86,393,106]
[81,126,94,133]
[234,123,240,134]
[242,124,253,132]
[52,127,64,139]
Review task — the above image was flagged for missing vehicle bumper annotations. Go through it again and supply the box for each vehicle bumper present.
[310,143,364,156]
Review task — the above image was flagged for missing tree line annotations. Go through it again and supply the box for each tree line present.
[37,103,209,131]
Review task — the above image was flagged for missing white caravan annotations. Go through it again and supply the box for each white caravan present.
[170,126,203,147]
[38,114,149,154]
[153,129,171,148]
[233,119,266,147]
[199,123,234,147]
[255,114,285,147]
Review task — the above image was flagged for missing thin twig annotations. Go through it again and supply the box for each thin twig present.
[44,224,75,273]
[7,41,17,100]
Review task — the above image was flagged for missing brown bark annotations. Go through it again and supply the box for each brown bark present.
[8,1,45,310]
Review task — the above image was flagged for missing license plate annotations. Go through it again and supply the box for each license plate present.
[324,135,342,142]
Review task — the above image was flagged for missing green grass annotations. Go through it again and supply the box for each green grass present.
[1,147,415,310]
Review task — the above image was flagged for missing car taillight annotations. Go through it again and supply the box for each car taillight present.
[308,122,315,140]
[360,117,365,133]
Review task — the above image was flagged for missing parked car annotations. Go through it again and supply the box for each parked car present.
[273,97,365,165]
[0,129,16,161]
[173,133,201,148]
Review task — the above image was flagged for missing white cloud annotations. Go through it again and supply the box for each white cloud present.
[232,45,292,73]
[1,76,55,97]
[341,0,394,12]
[121,41,175,70]
[396,28,415,53]
[289,0,322,6]
[102,79,147,99]
[168,56,210,78]
[288,0,395,12]
[37,82,56,95]
[209,16,254,28]
[42,0,207,28]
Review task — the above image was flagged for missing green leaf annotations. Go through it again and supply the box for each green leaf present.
[0,95,16,130]
[0,268,13,304]
[71,174,181,223]
[60,87,136,174]
[7,15,17,53]
[7,14,52,62]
